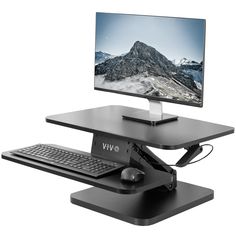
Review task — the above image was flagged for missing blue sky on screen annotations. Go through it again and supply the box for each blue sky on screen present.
[95,13,205,62]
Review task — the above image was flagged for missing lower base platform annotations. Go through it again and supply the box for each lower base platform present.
[70,181,214,225]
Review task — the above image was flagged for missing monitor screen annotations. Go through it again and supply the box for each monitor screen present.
[94,13,206,107]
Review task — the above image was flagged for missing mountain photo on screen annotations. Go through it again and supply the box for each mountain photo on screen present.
[94,13,205,105]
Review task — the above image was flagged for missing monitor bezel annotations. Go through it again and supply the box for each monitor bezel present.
[94,12,206,108]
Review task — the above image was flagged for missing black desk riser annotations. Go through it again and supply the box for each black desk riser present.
[2,105,234,225]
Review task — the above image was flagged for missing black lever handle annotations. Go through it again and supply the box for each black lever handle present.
[176,144,203,167]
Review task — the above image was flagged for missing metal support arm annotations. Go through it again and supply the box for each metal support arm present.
[132,144,177,191]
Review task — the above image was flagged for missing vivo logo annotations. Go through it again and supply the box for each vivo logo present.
[102,143,120,152]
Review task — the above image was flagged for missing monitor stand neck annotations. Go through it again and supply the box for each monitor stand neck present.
[122,100,178,126]
[149,100,163,118]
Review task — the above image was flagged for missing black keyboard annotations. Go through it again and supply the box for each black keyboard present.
[11,144,125,178]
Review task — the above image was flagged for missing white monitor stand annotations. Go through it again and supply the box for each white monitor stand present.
[122,100,178,126]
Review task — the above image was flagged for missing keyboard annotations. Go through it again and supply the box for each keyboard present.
[11,144,125,178]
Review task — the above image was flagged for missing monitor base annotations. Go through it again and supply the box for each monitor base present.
[71,181,213,226]
[122,111,178,126]
[122,100,178,126]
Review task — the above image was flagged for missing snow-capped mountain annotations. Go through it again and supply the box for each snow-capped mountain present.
[95,51,114,65]
[95,41,176,81]
[95,41,203,104]
[95,41,200,91]
[175,58,203,72]
[173,57,203,86]
[174,58,201,67]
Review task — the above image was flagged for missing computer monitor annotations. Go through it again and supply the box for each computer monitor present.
[94,12,206,125]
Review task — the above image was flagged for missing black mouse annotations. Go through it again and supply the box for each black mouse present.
[120,167,145,183]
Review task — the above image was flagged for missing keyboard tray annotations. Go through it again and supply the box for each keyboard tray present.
[2,144,172,194]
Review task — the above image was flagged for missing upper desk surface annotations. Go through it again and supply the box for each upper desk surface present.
[46,105,234,150]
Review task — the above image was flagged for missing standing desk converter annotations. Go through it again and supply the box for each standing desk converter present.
[2,105,234,225]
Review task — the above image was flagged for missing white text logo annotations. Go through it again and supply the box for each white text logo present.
[102,143,120,152]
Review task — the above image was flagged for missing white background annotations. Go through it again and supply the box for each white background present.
[0,0,235,235]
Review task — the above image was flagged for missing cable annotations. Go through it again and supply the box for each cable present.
[137,144,214,167]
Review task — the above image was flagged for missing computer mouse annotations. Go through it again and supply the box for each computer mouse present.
[120,167,145,183]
